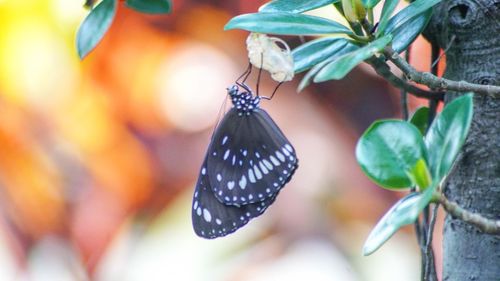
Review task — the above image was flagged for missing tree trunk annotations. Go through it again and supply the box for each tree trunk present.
[425,0,500,280]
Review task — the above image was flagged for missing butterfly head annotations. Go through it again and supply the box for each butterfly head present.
[227,84,261,116]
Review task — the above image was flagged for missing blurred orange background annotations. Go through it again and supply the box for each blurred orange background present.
[0,1,444,280]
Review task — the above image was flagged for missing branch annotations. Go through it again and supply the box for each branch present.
[384,47,500,96]
[367,58,444,100]
[439,194,500,234]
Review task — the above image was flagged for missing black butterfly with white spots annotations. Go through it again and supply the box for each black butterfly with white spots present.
[192,84,298,239]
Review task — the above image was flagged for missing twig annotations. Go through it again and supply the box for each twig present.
[423,203,439,281]
[439,194,500,234]
[367,58,444,100]
[430,35,455,69]
[384,47,500,96]
[400,50,410,120]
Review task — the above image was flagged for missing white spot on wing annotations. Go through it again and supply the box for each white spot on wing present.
[282,147,290,156]
[216,219,222,225]
[222,136,228,145]
[217,174,222,182]
[254,165,263,179]
[248,169,256,183]
[239,176,247,189]
[227,181,235,190]
[203,209,211,222]
[223,149,230,160]
[197,207,202,216]
[259,161,269,174]
[242,150,248,156]
[263,159,273,170]
[270,155,280,166]
[285,144,293,152]
[276,151,285,162]
[193,201,198,210]
[201,168,206,175]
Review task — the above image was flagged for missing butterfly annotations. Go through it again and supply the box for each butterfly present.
[192,83,298,239]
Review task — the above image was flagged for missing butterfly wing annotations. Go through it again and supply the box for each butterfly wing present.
[206,107,298,206]
[192,158,278,239]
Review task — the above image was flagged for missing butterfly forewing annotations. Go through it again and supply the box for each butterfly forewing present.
[192,158,278,239]
[206,107,298,206]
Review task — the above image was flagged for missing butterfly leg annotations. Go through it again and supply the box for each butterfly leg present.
[256,53,264,97]
[262,81,284,101]
[236,62,252,85]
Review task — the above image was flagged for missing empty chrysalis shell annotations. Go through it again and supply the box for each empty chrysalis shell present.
[246,33,294,82]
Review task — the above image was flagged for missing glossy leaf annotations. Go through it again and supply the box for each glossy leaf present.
[356,119,427,189]
[292,37,349,73]
[362,0,382,8]
[224,12,353,35]
[408,158,432,190]
[383,0,441,52]
[386,10,432,53]
[409,106,430,135]
[363,186,434,255]
[125,0,171,14]
[314,35,391,81]
[297,43,359,91]
[260,0,339,13]
[425,94,473,181]
[375,0,399,36]
[77,0,117,59]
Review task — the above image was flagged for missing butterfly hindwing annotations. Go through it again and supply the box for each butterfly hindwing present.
[206,107,298,206]
[192,158,278,239]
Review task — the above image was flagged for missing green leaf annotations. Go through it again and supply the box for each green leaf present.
[314,35,391,81]
[386,10,432,53]
[363,186,434,255]
[356,119,427,189]
[292,37,349,73]
[297,43,359,91]
[260,0,339,13]
[126,0,171,14]
[409,106,430,135]
[362,0,382,9]
[77,0,117,59]
[425,94,473,181]
[408,158,432,190]
[375,0,399,36]
[383,0,441,52]
[224,12,353,35]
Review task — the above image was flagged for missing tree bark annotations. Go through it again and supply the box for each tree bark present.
[425,0,500,280]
